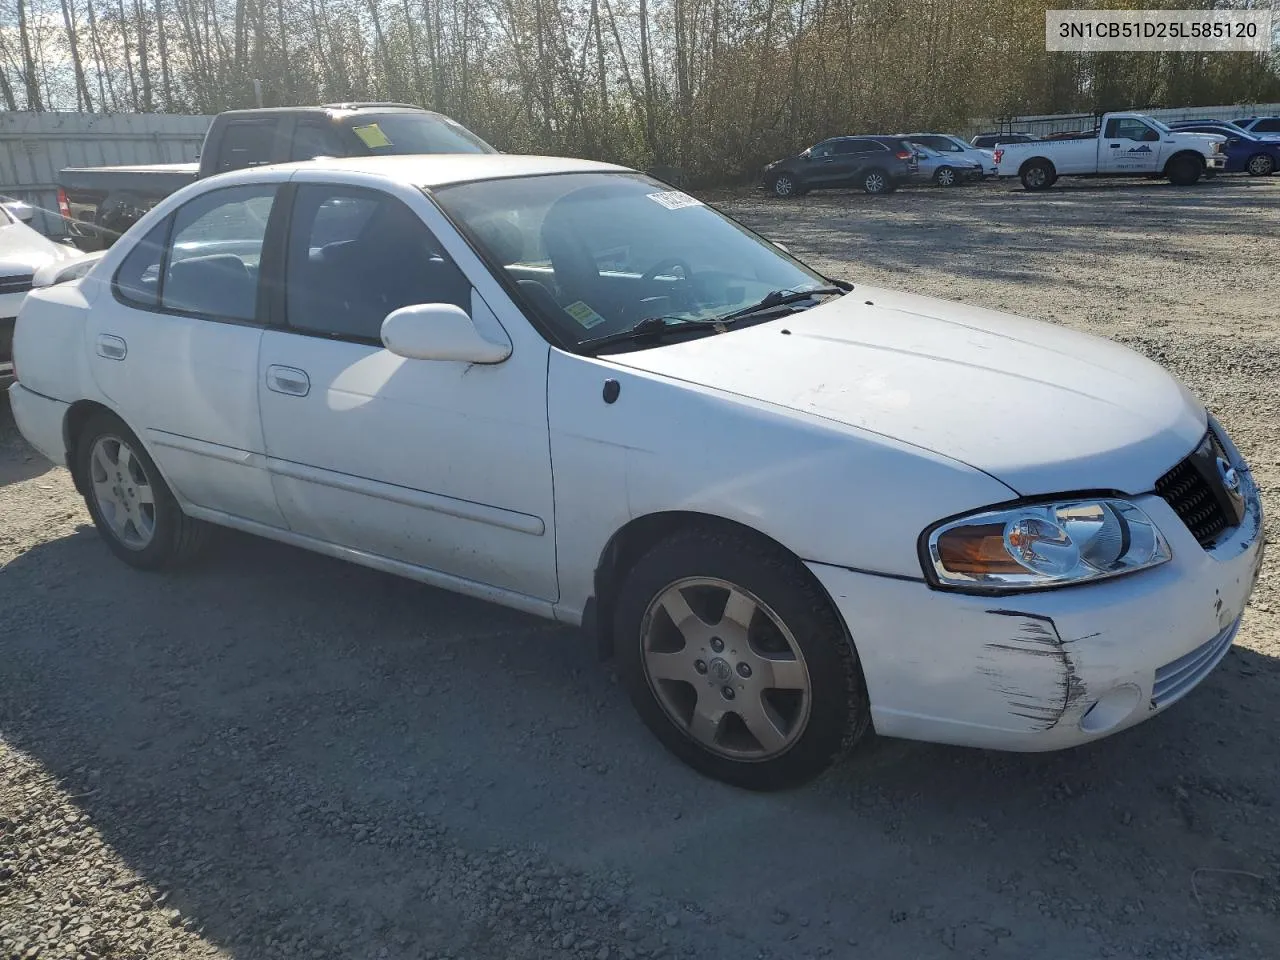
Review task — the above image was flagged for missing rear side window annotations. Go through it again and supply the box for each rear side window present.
[1253,118,1280,132]
[162,184,278,321]
[215,121,276,173]
[113,217,171,307]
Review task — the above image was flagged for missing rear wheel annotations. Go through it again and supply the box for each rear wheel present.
[1020,160,1055,191]
[1246,153,1275,176]
[934,166,958,187]
[1166,154,1203,186]
[862,168,891,194]
[614,526,870,790]
[76,410,210,570]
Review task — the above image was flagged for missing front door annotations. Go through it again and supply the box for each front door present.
[84,180,288,527]
[256,180,558,601]
[1100,117,1164,174]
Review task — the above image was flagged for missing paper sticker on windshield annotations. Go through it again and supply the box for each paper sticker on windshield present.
[565,300,607,329]
[352,123,393,149]
[646,190,703,210]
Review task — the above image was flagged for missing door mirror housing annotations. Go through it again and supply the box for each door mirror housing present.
[381,303,511,363]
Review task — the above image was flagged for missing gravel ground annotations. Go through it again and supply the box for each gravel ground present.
[2,175,1279,960]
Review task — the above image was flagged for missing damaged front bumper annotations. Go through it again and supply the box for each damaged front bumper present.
[808,479,1263,752]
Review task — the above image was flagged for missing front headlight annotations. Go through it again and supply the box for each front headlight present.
[923,499,1171,592]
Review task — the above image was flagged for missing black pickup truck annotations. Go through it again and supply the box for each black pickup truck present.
[58,102,496,249]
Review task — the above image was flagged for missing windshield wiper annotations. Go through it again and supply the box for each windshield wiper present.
[712,286,845,324]
[577,286,847,354]
[577,315,724,353]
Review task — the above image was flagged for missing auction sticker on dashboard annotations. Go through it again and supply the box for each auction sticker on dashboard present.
[647,191,704,210]
[565,301,608,329]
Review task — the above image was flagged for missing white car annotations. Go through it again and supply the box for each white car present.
[0,199,84,381]
[995,113,1226,189]
[899,133,998,177]
[8,156,1263,789]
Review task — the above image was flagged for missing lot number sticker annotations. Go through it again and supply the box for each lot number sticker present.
[565,301,608,329]
[647,190,704,210]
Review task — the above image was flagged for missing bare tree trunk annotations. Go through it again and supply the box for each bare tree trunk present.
[400,0,426,104]
[117,0,139,108]
[16,0,43,110]
[135,0,153,109]
[61,0,95,110]
[85,0,114,108]
[276,0,290,103]
[638,0,658,159]
[0,66,16,113]
[155,0,174,109]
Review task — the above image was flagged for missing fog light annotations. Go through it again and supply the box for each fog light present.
[1078,684,1143,735]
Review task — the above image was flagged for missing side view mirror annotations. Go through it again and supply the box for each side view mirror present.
[800,149,811,160]
[381,303,511,364]
[3,199,35,222]
[772,239,791,254]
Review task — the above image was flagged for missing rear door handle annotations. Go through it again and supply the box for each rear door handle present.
[266,365,310,397]
[96,334,127,360]
[1109,143,1121,148]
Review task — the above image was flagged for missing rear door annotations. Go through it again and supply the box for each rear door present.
[837,139,891,184]
[1100,117,1164,174]
[85,177,288,527]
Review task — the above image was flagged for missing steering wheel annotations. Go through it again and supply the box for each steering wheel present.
[635,256,697,316]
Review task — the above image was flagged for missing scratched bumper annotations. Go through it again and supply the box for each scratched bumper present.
[807,481,1263,752]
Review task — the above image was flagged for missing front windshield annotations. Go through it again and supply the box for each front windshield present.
[433,172,830,349]
[347,113,497,155]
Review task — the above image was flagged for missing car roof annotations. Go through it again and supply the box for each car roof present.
[259,153,632,188]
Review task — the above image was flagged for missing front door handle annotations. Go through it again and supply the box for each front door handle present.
[1109,143,1121,148]
[96,334,127,360]
[266,365,310,397]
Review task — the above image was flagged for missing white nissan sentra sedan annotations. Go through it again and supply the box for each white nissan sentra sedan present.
[8,155,1263,789]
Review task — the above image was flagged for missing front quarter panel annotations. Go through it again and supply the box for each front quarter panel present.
[547,348,1017,619]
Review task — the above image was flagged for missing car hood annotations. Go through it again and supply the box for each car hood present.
[0,222,75,275]
[605,286,1207,496]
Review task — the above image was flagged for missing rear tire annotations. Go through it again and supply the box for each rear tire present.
[934,166,958,187]
[1166,154,1203,186]
[861,168,891,194]
[614,526,870,790]
[75,410,211,570]
[1020,160,1055,191]
[1246,153,1275,176]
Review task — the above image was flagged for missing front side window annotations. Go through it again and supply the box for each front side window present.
[1254,118,1280,132]
[433,172,829,350]
[291,122,346,162]
[809,142,836,159]
[162,184,277,321]
[285,184,471,341]
[1106,118,1158,142]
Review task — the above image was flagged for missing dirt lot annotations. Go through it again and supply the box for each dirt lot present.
[2,176,1279,960]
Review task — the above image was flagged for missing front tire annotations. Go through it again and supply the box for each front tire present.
[769,174,799,199]
[1246,153,1275,176]
[614,527,870,790]
[76,410,210,570]
[1166,154,1203,186]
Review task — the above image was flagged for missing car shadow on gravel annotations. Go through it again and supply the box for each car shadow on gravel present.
[2,527,1279,959]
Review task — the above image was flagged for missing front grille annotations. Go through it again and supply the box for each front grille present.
[0,274,33,295]
[1152,619,1238,707]
[1154,431,1240,547]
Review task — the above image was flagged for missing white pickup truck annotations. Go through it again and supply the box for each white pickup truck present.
[994,113,1226,191]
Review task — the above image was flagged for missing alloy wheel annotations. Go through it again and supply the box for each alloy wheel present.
[89,435,157,550]
[640,577,812,760]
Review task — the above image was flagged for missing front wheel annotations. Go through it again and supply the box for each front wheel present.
[1246,153,1275,176]
[614,527,870,790]
[76,410,211,570]
[1166,154,1203,186]
[769,174,799,199]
